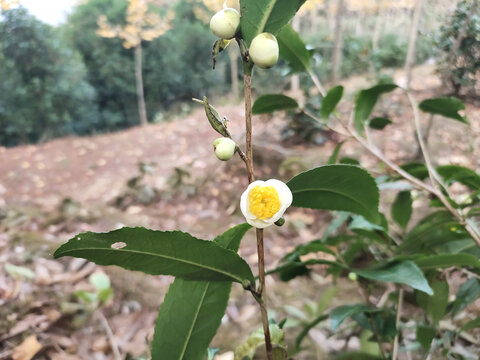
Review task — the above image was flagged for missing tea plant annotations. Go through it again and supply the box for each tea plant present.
[54,1,480,359]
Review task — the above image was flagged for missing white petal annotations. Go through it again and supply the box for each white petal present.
[265,179,293,207]
[240,180,266,220]
[269,205,287,223]
[246,217,272,229]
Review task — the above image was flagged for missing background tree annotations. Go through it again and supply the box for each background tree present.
[0,0,20,11]
[404,0,424,90]
[96,0,172,126]
[0,7,99,146]
[438,0,480,96]
[65,0,138,130]
[195,0,241,98]
[331,0,345,84]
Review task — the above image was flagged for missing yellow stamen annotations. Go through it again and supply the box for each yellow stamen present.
[248,185,281,220]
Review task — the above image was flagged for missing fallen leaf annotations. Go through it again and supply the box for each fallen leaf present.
[46,351,81,360]
[12,335,42,360]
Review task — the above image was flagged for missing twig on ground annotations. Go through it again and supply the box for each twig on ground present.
[97,311,122,360]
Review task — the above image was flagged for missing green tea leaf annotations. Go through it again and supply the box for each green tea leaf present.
[321,86,344,119]
[354,261,433,294]
[267,258,346,281]
[151,224,251,360]
[153,281,230,360]
[413,253,480,269]
[451,278,480,315]
[277,25,310,72]
[339,157,360,165]
[281,240,336,262]
[89,272,111,291]
[54,227,254,284]
[399,211,470,253]
[348,215,386,231]
[353,312,397,342]
[354,83,397,132]
[369,117,392,130]
[400,162,428,180]
[437,165,480,190]
[333,353,382,360]
[5,263,35,280]
[98,288,114,303]
[240,0,307,45]
[234,324,284,359]
[416,276,449,323]
[419,97,468,124]
[391,191,412,229]
[416,325,436,349]
[75,290,97,304]
[330,304,382,330]
[460,318,480,332]
[287,165,380,222]
[294,314,328,352]
[207,348,220,360]
[252,94,298,114]
[272,346,288,360]
[327,141,346,165]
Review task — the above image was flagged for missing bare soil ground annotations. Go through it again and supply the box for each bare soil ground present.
[0,65,479,359]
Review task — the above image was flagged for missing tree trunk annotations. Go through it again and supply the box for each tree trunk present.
[326,0,335,33]
[134,43,148,126]
[404,0,424,90]
[228,45,239,99]
[331,0,345,84]
[290,15,301,93]
[372,6,383,51]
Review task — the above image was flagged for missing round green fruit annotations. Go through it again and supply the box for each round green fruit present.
[348,272,358,281]
[209,8,240,39]
[213,137,236,161]
[249,32,279,69]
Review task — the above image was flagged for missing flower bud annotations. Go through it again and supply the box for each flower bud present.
[348,272,358,281]
[213,137,236,161]
[249,32,279,69]
[209,8,240,40]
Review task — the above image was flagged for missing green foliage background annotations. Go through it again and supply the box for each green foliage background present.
[0,0,226,146]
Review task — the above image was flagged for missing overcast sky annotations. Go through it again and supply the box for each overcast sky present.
[21,0,76,25]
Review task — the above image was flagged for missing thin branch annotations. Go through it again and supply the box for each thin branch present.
[97,311,122,360]
[358,282,388,360]
[303,70,480,248]
[243,63,272,360]
[308,69,327,97]
[243,73,255,183]
[235,146,249,167]
[406,91,480,247]
[406,91,451,194]
[392,288,404,360]
[256,228,273,358]
[301,108,350,137]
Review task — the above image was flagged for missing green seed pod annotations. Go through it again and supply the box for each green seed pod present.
[249,32,279,69]
[209,8,240,39]
[274,217,285,227]
[213,137,236,161]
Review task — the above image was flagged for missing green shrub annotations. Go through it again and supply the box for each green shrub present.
[0,7,99,147]
[437,0,480,96]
